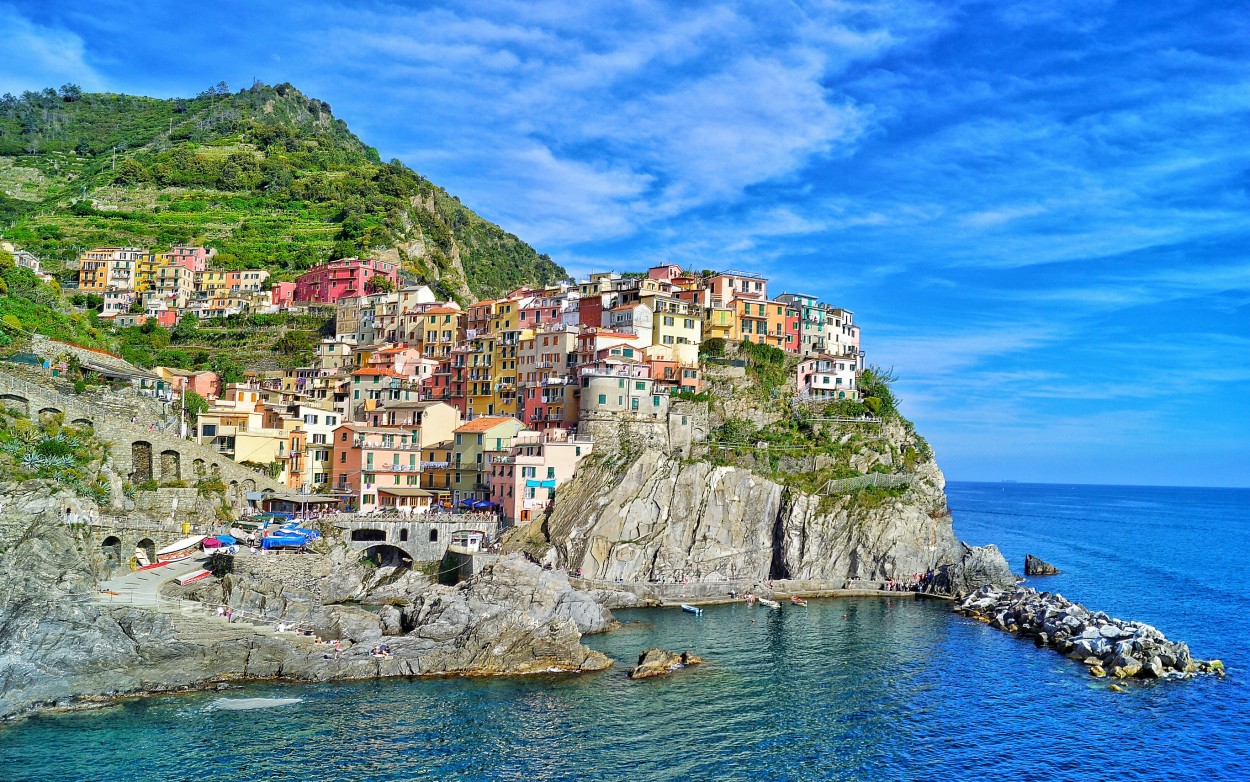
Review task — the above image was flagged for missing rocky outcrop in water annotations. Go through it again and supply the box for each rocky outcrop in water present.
[956,585,1224,680]
[931,543,1017,597]
[628,648,704,679]
[1024,554,1060,576]
[542,437,967,588]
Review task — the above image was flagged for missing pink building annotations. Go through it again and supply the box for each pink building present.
[166,245,212,273]
[293,258,401,305]
[488,429,593,525]
[331,424,429,514]
[271,281,296,308]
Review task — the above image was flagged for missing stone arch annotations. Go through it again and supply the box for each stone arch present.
[350,528,386,542]
[210,462,221,478]
[159,449,181,482]
[131,441,154,483]
[134,537,156,567]
[193,458,206,478]
[37,406,63,418]
[229,480,240,501]
[0,393,29,413]
[361,544,412,570]
[101,535,124,569]
[71,417,94,429]
[242,478,257,494]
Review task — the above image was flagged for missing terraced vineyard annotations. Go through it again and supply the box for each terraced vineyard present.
[0,82,567,299]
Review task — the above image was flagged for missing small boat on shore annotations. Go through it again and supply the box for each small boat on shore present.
[790,597,808,607]
[681,604,703,616]
[758,598,781,609]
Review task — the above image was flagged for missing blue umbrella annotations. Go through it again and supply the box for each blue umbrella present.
[459,499,476,507]
[216,535,238,545]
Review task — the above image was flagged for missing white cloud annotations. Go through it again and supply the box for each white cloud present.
[0,6,103,93]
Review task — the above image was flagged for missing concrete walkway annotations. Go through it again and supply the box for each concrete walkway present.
[96,557,210,607]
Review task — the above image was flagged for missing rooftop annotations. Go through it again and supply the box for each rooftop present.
[454,416,522,433]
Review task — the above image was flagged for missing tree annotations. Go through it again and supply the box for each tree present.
[171,312,199,342]
[58,84,83,102]
[128,299,145,314]
[366,274,395,293]
[183,390,209,422]
[211,354,245,384]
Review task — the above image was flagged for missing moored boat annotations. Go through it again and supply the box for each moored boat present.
[681,604,703,615]
[790,596,808,607]
[758,598,781,609]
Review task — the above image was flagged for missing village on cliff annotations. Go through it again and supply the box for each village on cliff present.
[22,245,865,527]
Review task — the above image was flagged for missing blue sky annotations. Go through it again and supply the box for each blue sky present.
[3,1,1248,487]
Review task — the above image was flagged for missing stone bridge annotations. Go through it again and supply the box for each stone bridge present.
[332,513,500,565]
[0,368,287,501]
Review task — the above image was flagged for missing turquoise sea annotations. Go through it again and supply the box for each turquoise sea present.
[3,482,1248,781]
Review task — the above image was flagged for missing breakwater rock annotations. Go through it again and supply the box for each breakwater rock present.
[629,648,704,680]
[932,543,1017,597]
[1024,554,1060,576]
[956,585,1224,679]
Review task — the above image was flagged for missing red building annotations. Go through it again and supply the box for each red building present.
[292,258,400,304]
[271,281,296,308]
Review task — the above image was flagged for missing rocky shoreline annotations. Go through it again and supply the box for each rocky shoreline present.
[955,585,1224,680]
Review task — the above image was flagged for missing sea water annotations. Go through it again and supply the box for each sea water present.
[2,483,1248,781]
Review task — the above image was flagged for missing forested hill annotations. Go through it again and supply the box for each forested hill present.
[0,81,567,300]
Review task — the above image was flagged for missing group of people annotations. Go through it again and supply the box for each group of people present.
[369,644,393,658]
[884,568,937,592]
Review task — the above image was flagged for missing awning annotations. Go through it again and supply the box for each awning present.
[378,487,433,497]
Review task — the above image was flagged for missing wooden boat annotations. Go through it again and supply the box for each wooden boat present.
[758,598,781,609]
[790,596,808,607]
[155,535,206,563]
[681,604,703,615]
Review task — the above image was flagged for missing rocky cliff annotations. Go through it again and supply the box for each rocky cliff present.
[0,480,611,720]
[539,414,1001,591]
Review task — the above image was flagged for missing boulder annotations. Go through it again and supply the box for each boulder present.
[1024,554,1060,576]
[628,648,704,680]
[933,544,1017,597]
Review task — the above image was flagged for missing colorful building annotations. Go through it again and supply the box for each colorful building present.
[292,258,400,304]
[488,429,594,525]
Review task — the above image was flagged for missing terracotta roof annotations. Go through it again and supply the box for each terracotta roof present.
[352,368,403,377]
[454,416,522,433]
[422,307,463,315]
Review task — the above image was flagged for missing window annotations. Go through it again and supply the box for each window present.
[340,452,347,463]
[653,395,661,406]
[522,466,536,478]
[547,467,555,479]
[635,381,646,391]
[429,528,438,542]
[598,394,607,405]
[631,398,639,411]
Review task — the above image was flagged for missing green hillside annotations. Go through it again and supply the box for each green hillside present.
[0,81,567,300]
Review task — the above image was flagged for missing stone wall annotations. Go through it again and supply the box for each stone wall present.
[0,367,286,497]
[578,400,708,459]
[335,514,500,563]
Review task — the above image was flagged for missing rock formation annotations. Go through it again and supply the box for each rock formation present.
[955,585,1224,679]
[0,481,612,720]
[628,648,704,679]
[931,543,1017,597]
[1024,554,1060,576]
[540,433,975,589]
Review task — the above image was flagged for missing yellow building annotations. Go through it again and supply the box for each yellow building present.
[703,306,737,342]
[643,294,702,365]
[77,247,144,292]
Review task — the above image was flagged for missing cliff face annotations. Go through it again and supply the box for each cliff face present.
[544,421,965,586]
